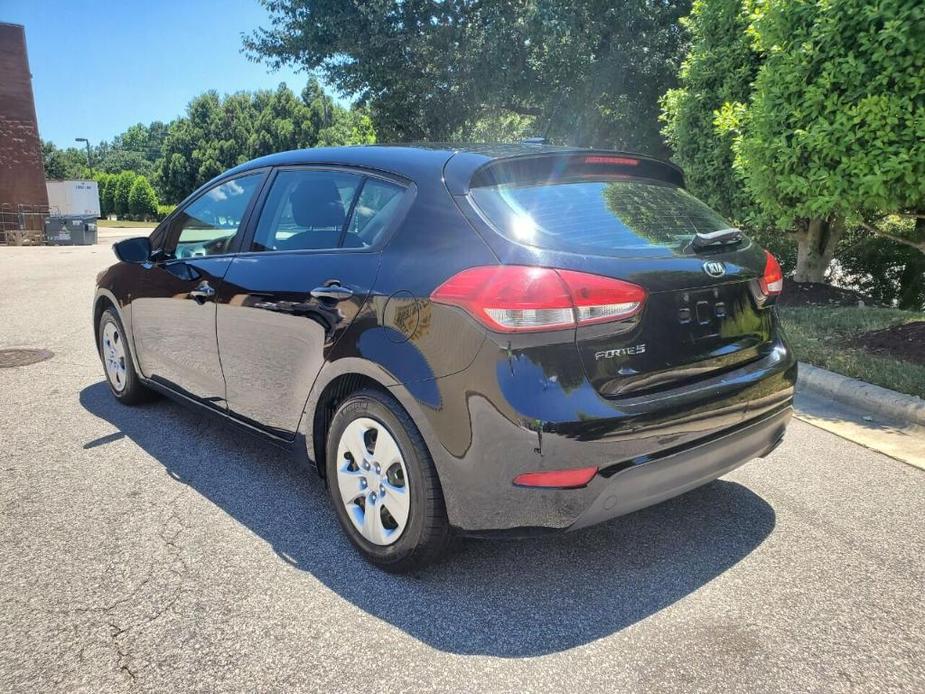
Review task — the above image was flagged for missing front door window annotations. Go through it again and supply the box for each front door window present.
[171,174,263,258]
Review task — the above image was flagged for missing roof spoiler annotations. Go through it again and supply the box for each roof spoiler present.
[465,151,685,191]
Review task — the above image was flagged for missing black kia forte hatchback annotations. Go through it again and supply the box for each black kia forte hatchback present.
[94,144,795,571]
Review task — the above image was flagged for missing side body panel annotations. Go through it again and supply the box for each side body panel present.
[217,251,381,438]
[130,257,233,408]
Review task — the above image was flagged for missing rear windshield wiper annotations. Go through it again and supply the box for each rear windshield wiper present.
[691,228,743,251]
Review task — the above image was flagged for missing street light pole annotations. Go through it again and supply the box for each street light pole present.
[74,137,93,177]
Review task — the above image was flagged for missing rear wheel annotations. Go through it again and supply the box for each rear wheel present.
[326,389,450,572]
[98,308,153,405]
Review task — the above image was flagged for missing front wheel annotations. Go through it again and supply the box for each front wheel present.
[98,308,154,405]
[326,389,450,572]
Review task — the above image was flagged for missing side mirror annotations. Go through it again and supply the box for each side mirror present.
[113,236,152,264]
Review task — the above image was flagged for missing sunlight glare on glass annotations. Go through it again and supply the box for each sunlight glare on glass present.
[511,213,537,241]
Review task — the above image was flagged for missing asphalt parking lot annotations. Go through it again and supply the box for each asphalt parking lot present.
[1,240,923,693]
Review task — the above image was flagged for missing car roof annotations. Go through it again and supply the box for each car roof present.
[224,142,646,178]
[218,143,683,195]
[223,144,454,181]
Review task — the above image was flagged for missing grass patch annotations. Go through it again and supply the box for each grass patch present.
[779,306,925,399]
[96,219,157,228]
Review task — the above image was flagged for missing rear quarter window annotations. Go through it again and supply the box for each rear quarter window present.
[470,177,732,256]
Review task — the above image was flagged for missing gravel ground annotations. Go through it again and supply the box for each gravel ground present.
[0,242,923,693]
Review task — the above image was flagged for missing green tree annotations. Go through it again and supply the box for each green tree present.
[84,122,169,184]
[42,141,88,180]
[113,171,137,217]
[128,176,159,218]
[724,0,925,282]
[451,109,537,143]
[244,0,691,154]
[157,79,374,203]
[660,0,760,222]
[157,91,228,203]
[316,109,377,147]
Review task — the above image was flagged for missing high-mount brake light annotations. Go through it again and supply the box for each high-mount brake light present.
[758,250,784,297]
[430,266,646,333]
[584,155,639,166]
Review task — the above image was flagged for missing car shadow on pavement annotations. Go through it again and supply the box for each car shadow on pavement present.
[80,381,776,658]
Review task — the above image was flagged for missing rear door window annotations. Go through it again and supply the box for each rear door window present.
[251,170,363,252]
[470,177,731,256]
[344,178,405,248]
[251,170,407,252]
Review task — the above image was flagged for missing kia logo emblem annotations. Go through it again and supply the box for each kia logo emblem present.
[703,261,726,278]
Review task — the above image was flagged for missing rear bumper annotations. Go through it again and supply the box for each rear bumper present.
[568,404,790,531]
[404,333,796,533]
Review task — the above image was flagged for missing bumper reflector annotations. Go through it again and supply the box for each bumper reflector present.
[513,466,598,489]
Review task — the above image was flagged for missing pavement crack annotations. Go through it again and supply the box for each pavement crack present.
[156,504,191,578]
[108,620,137,685]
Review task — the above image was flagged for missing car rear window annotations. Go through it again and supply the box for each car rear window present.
[470,177,732,255]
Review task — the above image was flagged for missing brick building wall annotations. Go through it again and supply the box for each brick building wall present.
[0,22,48,212]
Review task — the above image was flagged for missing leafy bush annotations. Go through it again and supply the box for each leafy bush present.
[663,0,925,285]
[95,173,114,217]
[156,203,174,221]
[128,176,159,219]
[726,0,925,281]
[316,110,377,148]
[735,0,925,229]
[660,0,760,224]
[836,220,925,310]
[748,227,798,275]
[113,171,137,217]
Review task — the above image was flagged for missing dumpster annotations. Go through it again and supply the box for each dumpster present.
[44,215,98,246]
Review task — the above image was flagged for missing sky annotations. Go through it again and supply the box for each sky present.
[1,0,340,148]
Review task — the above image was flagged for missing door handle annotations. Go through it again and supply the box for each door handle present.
[189,281,216,301]
[310,284,354,302]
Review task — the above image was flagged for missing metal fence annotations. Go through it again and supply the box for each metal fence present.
[0,204,50,245]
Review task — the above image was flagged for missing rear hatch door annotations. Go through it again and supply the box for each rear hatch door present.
[456,152,775,397]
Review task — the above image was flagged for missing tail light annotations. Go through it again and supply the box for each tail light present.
[514,466,598,489]
[757,250,784,300]
[431,266,646,333]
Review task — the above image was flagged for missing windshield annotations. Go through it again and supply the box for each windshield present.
[470,178,732,256]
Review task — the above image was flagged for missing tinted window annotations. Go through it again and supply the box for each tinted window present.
[344,178,405,248]
[252,170,362,252]
[470,178,731,255]
[172,175,262,258]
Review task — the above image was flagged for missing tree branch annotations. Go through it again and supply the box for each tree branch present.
[503,103,544,117]
[859,220,925,254]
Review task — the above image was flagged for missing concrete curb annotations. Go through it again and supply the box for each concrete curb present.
[797,362,925,427]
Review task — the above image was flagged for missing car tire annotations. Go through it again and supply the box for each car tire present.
[98,307,154,405]
[325,388,450,572]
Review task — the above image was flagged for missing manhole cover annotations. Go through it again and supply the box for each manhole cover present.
[0,349,54,368]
